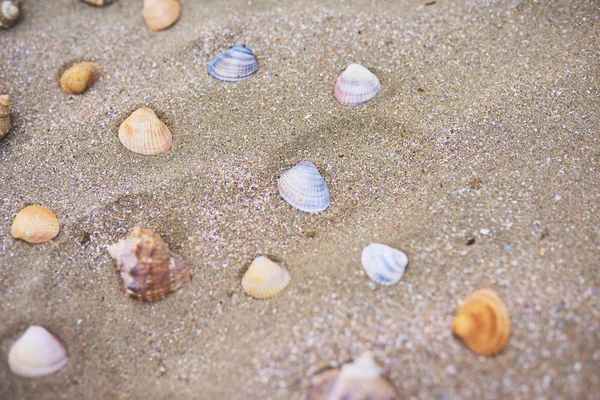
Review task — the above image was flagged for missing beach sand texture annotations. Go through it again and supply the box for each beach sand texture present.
[1,0,599,398]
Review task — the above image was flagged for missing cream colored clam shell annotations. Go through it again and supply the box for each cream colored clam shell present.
[118,107,173,155]
[8,326,69,378]
[142,0,181,31]
[242,256,290,299]
[11,205,60,243]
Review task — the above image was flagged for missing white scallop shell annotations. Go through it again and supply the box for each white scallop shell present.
[334,64,380,106]
[8,326,69,378]
[208,46,259,82]
[361,243,408,286]
[278,161,330,213]
[242,256,291,299]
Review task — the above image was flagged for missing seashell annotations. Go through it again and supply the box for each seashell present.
[107,227,192,301]
[118,106,173,155]
[452,289,510,356]
[278,161,330,213]
[242,256,290,299]
[11,205,60,244]
[0,0,20,29]
[208,46,259,82]
[334,64,380,106]
[0,94,11,138]
[142,0,181,31]
[82,0,114,5]
[309,352,398,400]
[8,326,69,378]
[60,62,102,95]
[361,243,408,286]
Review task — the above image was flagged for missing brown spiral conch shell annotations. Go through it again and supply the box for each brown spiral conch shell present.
[107,228,192,302]
[11,205,60,244]
[452,289,510,356]
[60,62,102,95]
[118,106,173,155]
[142,0,181,31]
[0,94,11,138]
[309,352,398,400]
[0,0,20,29]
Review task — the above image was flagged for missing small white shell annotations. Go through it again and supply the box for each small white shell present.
[278,161,330,213]
[208,46,259,82]
[242,256,290,299]
[361,243,408,286]
[334,64,380,106]
[8,326,69,378]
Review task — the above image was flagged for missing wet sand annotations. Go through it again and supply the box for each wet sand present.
[1,0,599,399]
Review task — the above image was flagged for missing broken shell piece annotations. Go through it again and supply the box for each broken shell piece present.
[309,352,398,400]
[118,106,173,155]
[361,243,408,286]
[452,289,510,356]
[8,326,69,378]
[60,62,102,95]
[242,256,290,299]
[0,0,20,29]
[334,64,380,106]
[11,205,60,244]
[0,94,10,138]
[208,46,259,82]
[278,161,330,213]
[142,0,181,31]
[107,227,192,301]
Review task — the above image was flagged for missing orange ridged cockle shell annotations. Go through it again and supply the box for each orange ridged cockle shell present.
[452,289,510,356]
[60,62,102,95]
[107,228,191,301]
[118,107,173,155]
[142,0,181,31]
[11,205,60,244]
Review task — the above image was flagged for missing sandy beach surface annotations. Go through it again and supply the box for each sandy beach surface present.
[1,0,599,398]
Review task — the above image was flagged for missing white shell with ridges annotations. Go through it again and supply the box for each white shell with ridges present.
[361,243,408,286]
[278,161,330,213]
[8,326,69,378]
[242,256,290,299]
[334,64,380,106]
[208,46,259,82]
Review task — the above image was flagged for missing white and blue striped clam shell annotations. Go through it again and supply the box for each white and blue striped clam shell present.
[278,161,330,213]
[334,63,380,106]
[361,243,408,286]
[208,46,259,82]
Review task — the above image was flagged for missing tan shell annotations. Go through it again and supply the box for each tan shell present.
[60,62,102,95]
[242,256,290,299]
[107,228,192,301]
[309,352,398,400]
[142,0,181,31]
[0,0,20,29]
[11,205,60,244]
[0,94,10,138]
[82,0,113,5]
[118,107,173,155]
[452,289,510,356]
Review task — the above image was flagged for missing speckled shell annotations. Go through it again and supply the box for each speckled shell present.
[361,243,408,286]
[242,256,290,299]
[278,161,330,213]
[142,0,181,31]
[452,289,510,356]
[0,94,10,138]
[118,107,173,155]
[107,228,192,301]
[60,62,102,95]
[11,205,60,244]
[0,0,20,29]
[309,352,398,400]
[8,326,69,378]
[208,46,259,82]
[334,64,380,106]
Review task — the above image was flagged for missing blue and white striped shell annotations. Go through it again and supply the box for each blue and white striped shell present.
[278,161,330,213]
[361,243,408,286]
[334,64,380,106]
[208,46,259,82]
